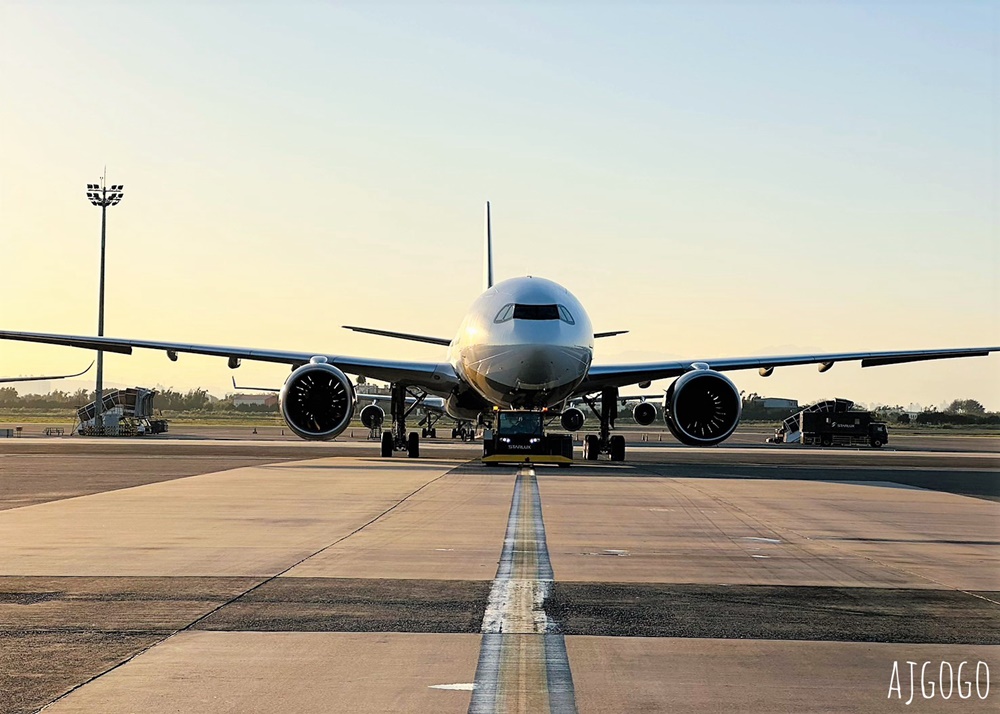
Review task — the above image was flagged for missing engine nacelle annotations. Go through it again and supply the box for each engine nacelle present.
[663,368,741,446]
[632,401,657,426]
[560,407,585,432]
[279,360,355,440]
[359,404,385,430]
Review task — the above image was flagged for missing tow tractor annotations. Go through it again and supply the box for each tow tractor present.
[482,410,573,466]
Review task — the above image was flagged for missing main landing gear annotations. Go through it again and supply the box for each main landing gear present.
[579,386,627,462]
[451,421,476,442]
[380,383,424,458]
[419,411,441,439]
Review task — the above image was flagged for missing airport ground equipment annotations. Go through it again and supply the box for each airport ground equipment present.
[76,387,167,436]
[482,410,573,466]
[769,398,888,448]
[800,411,888,447]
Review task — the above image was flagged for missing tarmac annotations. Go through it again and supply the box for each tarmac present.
[0,428,997,712]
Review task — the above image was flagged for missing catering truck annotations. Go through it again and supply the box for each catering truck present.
[799,410,888,448]
[768,398,888,448]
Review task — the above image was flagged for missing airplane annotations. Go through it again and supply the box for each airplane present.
[0,204,996,461]
[0,362,94,385]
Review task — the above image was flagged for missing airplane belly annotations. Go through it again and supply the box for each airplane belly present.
[444,389,491,421]
[459,344,591,408]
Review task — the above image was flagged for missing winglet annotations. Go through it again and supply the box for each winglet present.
[484,201,494,290]
[0,360,94,385]
[231,375,280,392]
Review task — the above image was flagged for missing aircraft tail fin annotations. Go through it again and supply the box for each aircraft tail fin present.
[484,201,494,290]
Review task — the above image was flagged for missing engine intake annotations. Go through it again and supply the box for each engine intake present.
[632,401,657,426]
[280,361,355,440]
[663,369,741,446]
[560,407,585,432]
[359,404,385,430]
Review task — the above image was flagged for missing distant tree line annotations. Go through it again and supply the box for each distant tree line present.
[914,399,998,425]
[0,387,93,409]
[0,386,276,413]
[870,399,998,425]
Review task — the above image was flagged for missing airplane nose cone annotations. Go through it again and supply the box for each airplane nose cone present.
[512,345,589,390]
[516,348,557,386]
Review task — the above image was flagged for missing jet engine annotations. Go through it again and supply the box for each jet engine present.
[279,359,355,440]
[560,407,585,432]
[359,404,385,430]
[663,368,741,446]
[632,401,657,426]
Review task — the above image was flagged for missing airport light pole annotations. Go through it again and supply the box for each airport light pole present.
[86,179,124,434]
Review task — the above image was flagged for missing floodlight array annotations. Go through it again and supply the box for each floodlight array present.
[86,183,125,207]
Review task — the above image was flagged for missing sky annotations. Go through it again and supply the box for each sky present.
[1,1,997,410]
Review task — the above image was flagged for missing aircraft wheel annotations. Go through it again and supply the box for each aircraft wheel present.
[380,432,393,457]
[407,432,420,458]
[584,435,600,461]
[610,435,626,461]
[430,428,437,439]
[451,428,458,439]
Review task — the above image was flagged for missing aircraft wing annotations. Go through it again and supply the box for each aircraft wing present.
[0,361,94,384]
[0,330,458,392]
[356,392,447,412]
[581,346,1000,391]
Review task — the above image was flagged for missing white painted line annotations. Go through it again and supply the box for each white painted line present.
[469,466,577,713]
[430,683,477,691]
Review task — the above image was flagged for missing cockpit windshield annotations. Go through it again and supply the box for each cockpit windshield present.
[494,303,575,324]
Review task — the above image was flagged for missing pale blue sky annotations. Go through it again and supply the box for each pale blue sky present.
[1,1,997,408]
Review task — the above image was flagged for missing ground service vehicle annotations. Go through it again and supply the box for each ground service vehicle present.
[482,411,573,466]
[799,411,888,448]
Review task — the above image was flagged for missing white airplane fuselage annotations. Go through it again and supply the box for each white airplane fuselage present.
[447,276,594,416]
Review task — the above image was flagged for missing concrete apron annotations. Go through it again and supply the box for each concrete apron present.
[469,465,577,713]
